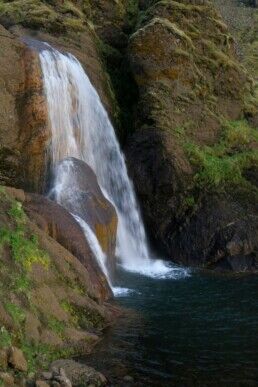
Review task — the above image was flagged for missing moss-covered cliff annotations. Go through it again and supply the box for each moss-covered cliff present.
[0,186,116,380]
[125,0,258,271]
[0,0,257,270]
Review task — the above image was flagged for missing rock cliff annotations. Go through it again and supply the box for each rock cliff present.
[126,0,258,272]
[0,186,117,377]
[0,0,257,272]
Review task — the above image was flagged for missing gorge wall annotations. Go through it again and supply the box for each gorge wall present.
[0,0,257,273]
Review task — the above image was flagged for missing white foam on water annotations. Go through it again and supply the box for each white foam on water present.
[112,287,137,297]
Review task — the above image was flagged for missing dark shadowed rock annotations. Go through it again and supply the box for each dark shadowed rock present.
[126,0,258,273]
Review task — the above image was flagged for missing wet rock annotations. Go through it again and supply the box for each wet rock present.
[8,347,27,372]
[51,360,107,386]
[52,158,118,278]
[24,193,112,301]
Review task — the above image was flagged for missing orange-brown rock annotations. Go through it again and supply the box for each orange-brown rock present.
[0,186,117,365]
[52,158,118,277]
[20,48,50,193]
[0,25,50,192]
[24,192,112,301]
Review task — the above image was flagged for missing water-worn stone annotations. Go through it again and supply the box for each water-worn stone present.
[51,360,107,386]
[8,347,27,372]
[24,193,112,301]
[52,158,118,278]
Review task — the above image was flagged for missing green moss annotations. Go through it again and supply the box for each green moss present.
[47,318,65,337]
[0,228,50,271]
[184,120,258,191]
[63,17,85,32]
[21,340,74,373]
[12,274,31,294]
[61,301,104,330]
[59,1,84,18]
[5,303,26,325]
[8,202,25,223]
[0,327,12,349]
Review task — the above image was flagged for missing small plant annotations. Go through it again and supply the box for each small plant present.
[8,202,25,223]
[61,301,78,326]
[0,225,50,271]
[184,119,258,191]
[47,318,65,337]
[0,327,12,349]
[13,274,31,293]
[5,303,26,325]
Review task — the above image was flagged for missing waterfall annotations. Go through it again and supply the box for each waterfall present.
[38,43,188,281]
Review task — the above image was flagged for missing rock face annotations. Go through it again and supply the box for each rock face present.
[51,158,118,276]
[0,25,49,193]
[126,0,258,272]
[0,0,256,281]
[0,187,116,372]
[24,192,112,301]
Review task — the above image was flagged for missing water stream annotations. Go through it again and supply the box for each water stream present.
[39,43,187,282]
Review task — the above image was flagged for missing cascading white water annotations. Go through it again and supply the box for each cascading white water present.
[39,43,188,280]
[74,215,134,296]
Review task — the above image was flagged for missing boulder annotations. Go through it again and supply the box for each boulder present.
[51,360,107,387]
[51,158,118,277]
[8,347,27,372]
[24,192,112,301]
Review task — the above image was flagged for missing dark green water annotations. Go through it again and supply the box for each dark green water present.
[83,270,258,386]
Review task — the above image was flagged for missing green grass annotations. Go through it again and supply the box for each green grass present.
[0,327,12,349]
[12,274,31,294]
[0,228,49,271]
[21,340,74,373]
[184,120,258,191]
[8,202,26,223]
[47,318,65,337]
[5,303,25,325]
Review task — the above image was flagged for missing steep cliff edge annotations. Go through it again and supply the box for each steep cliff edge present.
[126,0,258,272]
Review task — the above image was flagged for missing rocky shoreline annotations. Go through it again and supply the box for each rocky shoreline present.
[0,346,108,387]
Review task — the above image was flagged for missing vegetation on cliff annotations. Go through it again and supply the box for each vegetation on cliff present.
[0,187,112,376]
